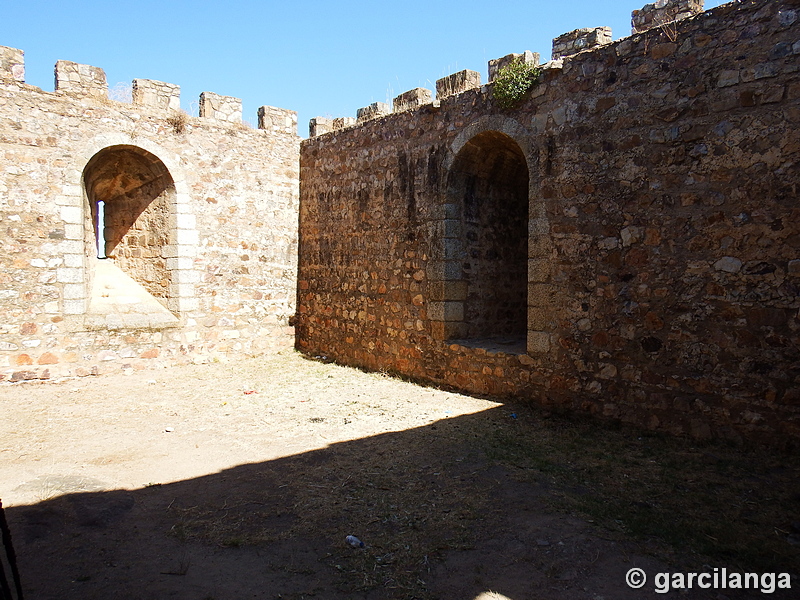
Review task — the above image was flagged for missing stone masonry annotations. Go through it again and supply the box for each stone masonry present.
[3,0,800,446]
[0,48,299,379]
[298,0,800,444]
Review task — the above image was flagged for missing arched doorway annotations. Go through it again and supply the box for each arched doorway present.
[83,145,175,309]
[444,130,529,349]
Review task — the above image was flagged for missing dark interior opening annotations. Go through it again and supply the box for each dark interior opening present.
[446,131,529,349]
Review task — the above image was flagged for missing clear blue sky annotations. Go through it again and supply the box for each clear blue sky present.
[3,0,729,137]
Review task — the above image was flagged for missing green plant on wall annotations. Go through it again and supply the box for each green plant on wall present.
[492,59,542,110]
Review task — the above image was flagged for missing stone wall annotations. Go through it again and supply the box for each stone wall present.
[297,0,800,444]
[0,47,299,379]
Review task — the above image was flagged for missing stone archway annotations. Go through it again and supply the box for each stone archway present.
[84,145,175,304]
[446,130,529,347]
[427,116,554,355]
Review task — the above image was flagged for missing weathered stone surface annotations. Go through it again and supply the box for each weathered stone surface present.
[199,91,242,123]
[297,0,800,444]
[393,88,433,113]
[356,102,390,123]
[0,56,299,378]
[332,116,356,130]
[436,70,481,99]
[0,45,24,82]
[552,27,612,60]
[55,60,107,98]
[632,0,704,35]
[258,105,298,135]
[309,117,332,137]
[132,79,180,111]
[488,51,540,83]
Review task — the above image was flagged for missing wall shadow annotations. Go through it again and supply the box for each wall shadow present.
[4,408,731,600]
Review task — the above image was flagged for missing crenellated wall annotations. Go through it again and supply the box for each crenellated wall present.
[297,0,800,444]
[0,47,299,379]
[4,0,800,445]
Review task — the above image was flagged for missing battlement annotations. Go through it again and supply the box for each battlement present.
[308,0,718,137]
[55,60,107,98]
[357,101,391,123]
[632,0,704,35]
[393,87,433,113]
[0,45,24,81]
[0,45,297,134]
[132,78,181,111]
[552,27,612,60]
[488,51,539,82]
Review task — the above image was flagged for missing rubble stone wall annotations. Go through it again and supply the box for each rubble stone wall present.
[0,49,299,379]
[297,0,800,443]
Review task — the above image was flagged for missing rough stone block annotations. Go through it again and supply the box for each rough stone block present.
[175,213,196,229]
[64,224,83,240]
[59,205,82,225]
[488,51,540,83]
[175,228,199,245]
[132,79,181,111]
[393,88,433,112]
[552,27,613,60]
[0,45,24,82]
[166,257,195,270]
[55,61,107,98]
[631,0,704,35]
[57,268,82,284]
[63,283,85,299]
[714,256,742,273]
[332,117,356,130]
[528,259,551,283]
[63,299,85,315]
[258,105,298,135]
[528,283,558,308]
[443,238,462,260]
[428,301,464,322]
[527,331,550,354]
[427,280,468,302]
[199,91,242,123]
[309,117,332,137]
[63,253,83,268]
[433,219,462,239]
[527,307,550,330]
[357,102,391,123]
[436,70,481,99]
[427,260,463,281]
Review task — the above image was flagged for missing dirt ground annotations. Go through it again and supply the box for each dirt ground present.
[1,350,797,599]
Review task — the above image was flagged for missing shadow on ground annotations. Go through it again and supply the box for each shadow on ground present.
[6,405,798,600]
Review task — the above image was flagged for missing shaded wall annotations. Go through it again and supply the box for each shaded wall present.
[298,0,800,443]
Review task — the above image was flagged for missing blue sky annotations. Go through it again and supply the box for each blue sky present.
[3,0,729,137]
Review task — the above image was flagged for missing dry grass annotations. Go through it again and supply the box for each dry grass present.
[160,354,800,597]
[166,110,189,134]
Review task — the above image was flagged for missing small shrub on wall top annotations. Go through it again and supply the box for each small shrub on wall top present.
[492,60,542,110]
